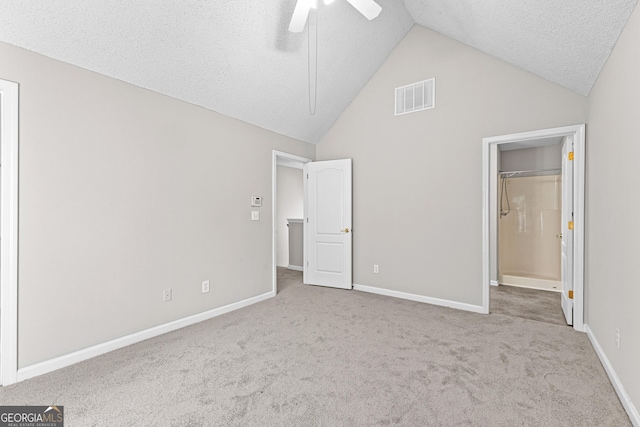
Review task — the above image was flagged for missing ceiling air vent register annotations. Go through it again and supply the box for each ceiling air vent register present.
[395,78,435,116]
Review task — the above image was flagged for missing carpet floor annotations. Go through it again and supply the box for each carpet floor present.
[490,284,567,326]
[0,268,630,426]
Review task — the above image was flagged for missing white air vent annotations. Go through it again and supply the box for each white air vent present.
[395,78,435,116]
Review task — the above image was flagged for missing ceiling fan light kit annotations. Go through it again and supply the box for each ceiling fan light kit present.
[288,0,382,33]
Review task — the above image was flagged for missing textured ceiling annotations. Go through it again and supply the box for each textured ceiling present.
[0,0,414,144]
[0,1,637,144]
[404,0,638,96]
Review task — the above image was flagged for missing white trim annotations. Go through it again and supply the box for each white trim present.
[0,79,19,386]
[490,280,499,287]
[482,124,586,331]
[354,284,485,314]
[272,150,311,296]
[489,144,499,285]
[585,325,640,426]
[498,274,561,292]
[287,265,303,271]
[481,132,491,315]
[17,291,273,383]
[572,125,586,332]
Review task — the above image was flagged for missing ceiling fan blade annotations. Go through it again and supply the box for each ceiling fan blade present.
[289,0,312,33]
[345,0,382,20]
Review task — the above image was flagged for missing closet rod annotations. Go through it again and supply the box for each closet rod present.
[499,168,561,176]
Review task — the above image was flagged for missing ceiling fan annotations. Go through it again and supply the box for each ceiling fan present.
[288,0,382,32]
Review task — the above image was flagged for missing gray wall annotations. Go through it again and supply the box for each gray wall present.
[287,220,304,269]
[316,25,587,306]
[0,42,315,367]
[276,165,303,267]
[586,3,640,412]
[500,144,562,173]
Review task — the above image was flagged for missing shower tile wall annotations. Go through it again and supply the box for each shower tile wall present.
[499,175,561,281]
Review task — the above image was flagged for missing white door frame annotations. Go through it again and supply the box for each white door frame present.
[0,78,20,385]
[482,124,585,332]
[271,150,312,295]
[560,137,574,325]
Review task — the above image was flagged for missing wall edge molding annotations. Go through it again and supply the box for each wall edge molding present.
[585,324,639,426]
[353,283,485,314]
[16,291,274,383]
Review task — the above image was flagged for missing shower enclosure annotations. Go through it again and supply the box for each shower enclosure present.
[498,172,562,291]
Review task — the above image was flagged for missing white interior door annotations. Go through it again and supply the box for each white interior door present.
[561,137,574,325]
[303,159,352,289]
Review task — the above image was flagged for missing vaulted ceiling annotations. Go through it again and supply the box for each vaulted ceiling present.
[0,1,637,144]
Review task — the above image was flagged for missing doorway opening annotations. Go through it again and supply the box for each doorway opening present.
[0,78,20,386]
[271,151,311,295]
[482,125,585,332]
[498,141,563,293]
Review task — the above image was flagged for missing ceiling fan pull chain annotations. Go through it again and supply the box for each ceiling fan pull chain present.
[308,6,318,115]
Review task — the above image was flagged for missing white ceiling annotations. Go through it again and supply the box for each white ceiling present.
[404,0,638,96]
[0,1,637,144]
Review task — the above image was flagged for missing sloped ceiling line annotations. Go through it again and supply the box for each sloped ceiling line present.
[0,0,636,144]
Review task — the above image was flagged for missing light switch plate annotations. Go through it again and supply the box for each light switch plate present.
[251,211,260,221]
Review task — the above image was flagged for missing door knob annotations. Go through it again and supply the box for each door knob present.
[341,228,350,233]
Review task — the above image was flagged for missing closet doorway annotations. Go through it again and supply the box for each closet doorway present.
[498,143,563,292]
[482,125,585,332]
[495,140,566,325]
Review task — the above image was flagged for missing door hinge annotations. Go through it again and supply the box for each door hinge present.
[568,290,574,299]
[568,221,574,230]
[568,152,574,161]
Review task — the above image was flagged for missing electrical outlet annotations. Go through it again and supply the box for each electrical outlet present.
[615,328,620,349]
[373,264,379,274]
[163,288,172,302]
[202,280,210,294]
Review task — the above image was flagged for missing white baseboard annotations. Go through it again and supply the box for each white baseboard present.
[490,280,499,286]
[498,274,561,292]
[17,291,274,383]
[585,324,639,426]
[353,284,485,314]
[287,265,303,271]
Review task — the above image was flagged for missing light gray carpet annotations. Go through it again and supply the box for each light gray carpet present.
[490,284,567,326]
[0,268,630,426]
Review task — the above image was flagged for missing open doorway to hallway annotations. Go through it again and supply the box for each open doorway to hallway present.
[271,151,310,295]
